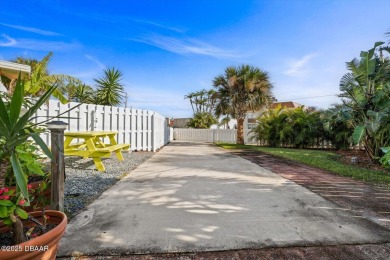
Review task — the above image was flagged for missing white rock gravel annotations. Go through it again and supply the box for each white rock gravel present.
[63,151,153,217]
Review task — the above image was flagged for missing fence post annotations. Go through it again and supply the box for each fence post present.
[46,121,68,212]
[151,113,156,151]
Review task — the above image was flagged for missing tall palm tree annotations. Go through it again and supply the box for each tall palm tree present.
[185,89,217,114]
[213,65,273,144]
[94,67,125,106]
[184,92,196,113]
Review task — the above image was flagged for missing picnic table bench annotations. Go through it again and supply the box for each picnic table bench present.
[64,131,130,172]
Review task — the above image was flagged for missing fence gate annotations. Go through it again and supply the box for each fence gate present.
[173,128,236,143]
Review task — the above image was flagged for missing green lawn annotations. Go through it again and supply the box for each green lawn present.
[216,143,390,185]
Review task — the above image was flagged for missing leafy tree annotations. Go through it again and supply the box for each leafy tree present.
[213,65,273,144]
[339,41,390,162]
[94,67,125,106]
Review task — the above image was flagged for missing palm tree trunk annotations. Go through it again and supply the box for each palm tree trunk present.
[237,118,245,144]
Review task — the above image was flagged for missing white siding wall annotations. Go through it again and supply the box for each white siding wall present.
[33,100,172,151]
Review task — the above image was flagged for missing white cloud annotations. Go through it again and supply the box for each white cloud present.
[130,35,239,59]
[85,55,106,70]
[0,35,81,51]
[284,53,318,76]
[132,19,185,33]
[0,34,17,46]
[0,23,62,36]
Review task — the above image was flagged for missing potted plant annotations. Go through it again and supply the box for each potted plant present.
[0,74,67,259]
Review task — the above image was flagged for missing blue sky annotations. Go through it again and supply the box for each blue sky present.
[1,0,389,118]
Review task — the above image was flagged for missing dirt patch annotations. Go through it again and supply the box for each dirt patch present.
[336,149,389,172]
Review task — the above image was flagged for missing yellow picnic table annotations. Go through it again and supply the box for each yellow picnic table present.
[64,131,130,172]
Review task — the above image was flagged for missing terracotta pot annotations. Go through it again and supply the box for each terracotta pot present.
[0,210,67,260]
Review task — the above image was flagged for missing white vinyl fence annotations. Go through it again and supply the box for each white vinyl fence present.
[172,128,364,149]
[33,100,172,151]
[174,128,237,143]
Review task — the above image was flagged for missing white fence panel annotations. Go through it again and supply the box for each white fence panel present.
[173,128,237,143]
[34,100,172,151]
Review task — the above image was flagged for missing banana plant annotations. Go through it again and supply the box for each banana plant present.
[11,52,81,104]
[340,41,390,162]
[380,147,390,167]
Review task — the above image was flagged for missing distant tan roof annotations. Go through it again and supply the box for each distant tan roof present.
[270,101,302,109]
[0,60,31,79]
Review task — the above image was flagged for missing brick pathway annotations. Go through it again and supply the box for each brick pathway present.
[230,149,390,230]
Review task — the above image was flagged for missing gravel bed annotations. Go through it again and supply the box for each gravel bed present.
[63,151,154,218]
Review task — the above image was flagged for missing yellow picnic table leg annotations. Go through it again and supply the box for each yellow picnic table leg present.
[108,134,124,160]
[85,138,106,171]
[64,136,74,149]
[92,157,106,172]
[108,134,118,145]
[115,150,124,161]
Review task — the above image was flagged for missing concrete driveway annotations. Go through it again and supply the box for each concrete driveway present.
[58,142,390,256]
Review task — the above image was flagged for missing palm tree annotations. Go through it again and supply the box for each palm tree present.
[184,92,196,113]
[185,89,218,128]
[218,115,231,129]
[213,65,273,144]
[71,84,94,104]
[94,67,125,106]
[186,112,218,129]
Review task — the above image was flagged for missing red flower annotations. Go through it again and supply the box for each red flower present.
[19,200,26,206]
[3,188,9,193]
[3,196,10,200]
[0,196,3,200]
[0,190,3,195]
[27,184,33,189]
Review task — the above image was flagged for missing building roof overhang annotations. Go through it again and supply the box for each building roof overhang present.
[0,60,31,79]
